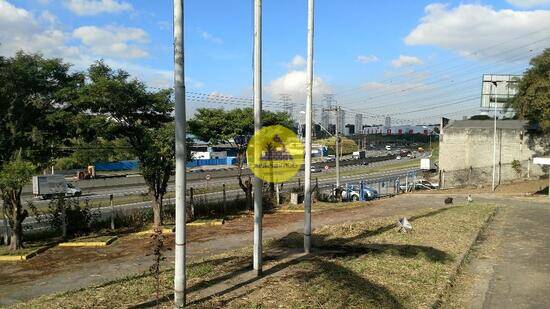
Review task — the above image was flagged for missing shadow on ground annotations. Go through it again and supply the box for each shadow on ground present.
[130,207,454,308]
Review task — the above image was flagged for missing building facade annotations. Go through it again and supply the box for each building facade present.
[439,120,547,188]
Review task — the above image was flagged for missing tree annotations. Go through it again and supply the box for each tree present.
[76,61,174,227]
[0,52,83,249]
[188,108,293,210]
[509,48,550,132]
[0,159,34,250]
[140,123,175,226]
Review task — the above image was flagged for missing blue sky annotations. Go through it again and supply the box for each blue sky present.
[1,0,550,124]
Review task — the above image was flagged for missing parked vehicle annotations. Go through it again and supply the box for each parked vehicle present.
[32,175,82,199]
[385,145,392,151]
[330,185,379,202]
[396,155,402,160]
[399,180,439,192]
[323,155,335,162]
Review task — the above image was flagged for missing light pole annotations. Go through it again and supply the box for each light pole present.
[173,0,187,306]
[303,0,315,254]
[252,0,263,277]
[491,81,499,192]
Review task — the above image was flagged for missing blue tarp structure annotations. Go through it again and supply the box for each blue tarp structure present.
[95,160,139,171]
[186,157,237,168]
[95,157,238,171]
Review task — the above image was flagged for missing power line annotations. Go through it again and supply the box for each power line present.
[334,28,550,97]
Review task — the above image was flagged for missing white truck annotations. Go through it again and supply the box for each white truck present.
[420,158,437,171]
[32,175,82,199]
[352,150,366,159]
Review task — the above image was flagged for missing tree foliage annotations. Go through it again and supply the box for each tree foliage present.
[509,48,550,132]
[188,108,293,210]
[76,61,174,227]
[188,107,293,148]
[0,52,82,249]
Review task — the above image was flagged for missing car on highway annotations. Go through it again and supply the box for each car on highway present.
[310,166,322,173]
[40,183,82,199]
[399,180,439,192]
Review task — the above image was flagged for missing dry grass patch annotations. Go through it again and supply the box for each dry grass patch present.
[11,204,496,308]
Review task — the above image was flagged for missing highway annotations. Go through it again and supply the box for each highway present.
[22,154,417,207]
[2,166,420,233]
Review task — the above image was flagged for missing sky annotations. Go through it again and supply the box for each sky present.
[1,0,550,125]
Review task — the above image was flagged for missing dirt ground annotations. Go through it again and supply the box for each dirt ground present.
[1,179,548,306]
[416,178,549,196]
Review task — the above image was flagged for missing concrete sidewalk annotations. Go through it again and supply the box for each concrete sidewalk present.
[449,197,550,309]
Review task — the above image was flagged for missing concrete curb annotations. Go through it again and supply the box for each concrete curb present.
[0,243,57,262]
[58,236,118,247]
[187,219,224,227]
[134,228,175,235]
[431,206,499,308]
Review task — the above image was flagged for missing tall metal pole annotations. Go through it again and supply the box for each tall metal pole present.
[492,81,498,191]
[335,106,341,187]
[173,0,187,307]
[252,0,263,277]
[303,0,315,254]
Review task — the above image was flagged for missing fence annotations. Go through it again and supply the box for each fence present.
[326,170,419,201]
[1,168,422,243]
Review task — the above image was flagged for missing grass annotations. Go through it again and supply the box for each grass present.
[0,240,51,257]
[13,203,496,308]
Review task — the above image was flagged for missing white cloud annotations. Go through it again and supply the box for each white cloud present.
[40,10,58,24]
[0,0,79,59]
[0,1,201,91]
[506,0,550,8]
[391,55,423,68]
[73,26,149,59]
[64,0,132,16]
[356,55,379,64]
[289,55,306,68]
[405,4,550,60]
[266,70,331,103]
[199,29,223,44]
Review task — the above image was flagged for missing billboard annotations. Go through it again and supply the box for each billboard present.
[480,74,522,110]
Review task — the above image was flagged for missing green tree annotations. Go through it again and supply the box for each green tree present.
[0,52,83,249]
[509,48,550,132]
[76,61,174,227]
[140,123,175,226]
[188,108,293,210]
[0,159,35,250]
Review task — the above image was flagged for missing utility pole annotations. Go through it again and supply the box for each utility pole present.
[173,0,187,307]
[491,81,499,192]
[323,105,341,187]
[280,94,292,119]
[252,0,263,277]
[303,0,315,254]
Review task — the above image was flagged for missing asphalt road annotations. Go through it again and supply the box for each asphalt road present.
[22,154,417,207]
[4,167,420,233]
